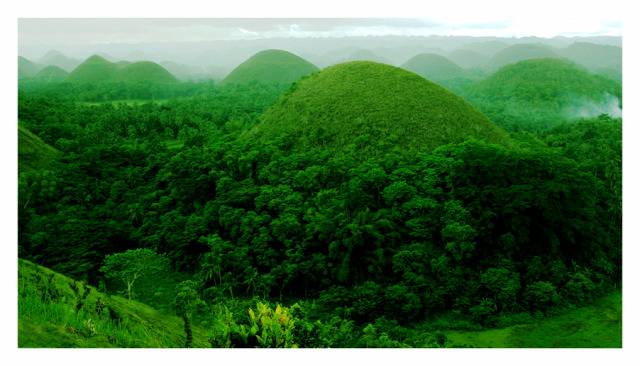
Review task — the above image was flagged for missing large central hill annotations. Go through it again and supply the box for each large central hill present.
[220,49,320,85]
[65,55,178,84]
[250,61,511,154]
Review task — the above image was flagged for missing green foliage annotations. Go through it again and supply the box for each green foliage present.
[18,259,207,348]
[207,301,298,348]
[17,58,621,348]
[100,248,169,300]
[172,280,205,318]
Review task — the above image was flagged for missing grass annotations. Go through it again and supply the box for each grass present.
[18,125,61,173]
[445,290,622,348]
[17,259,206,348]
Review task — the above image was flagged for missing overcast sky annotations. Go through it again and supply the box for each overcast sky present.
[16,0,623,46]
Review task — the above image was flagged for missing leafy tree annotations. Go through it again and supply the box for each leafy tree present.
[100,248,169,300]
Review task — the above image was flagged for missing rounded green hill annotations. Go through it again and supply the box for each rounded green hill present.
[118,61,179,83]
[474,58,621,105]
[221,49,319,85]
[464,58,622,130]
[400,53,474,82]
[250,61,511,154]
[65,55,122,83]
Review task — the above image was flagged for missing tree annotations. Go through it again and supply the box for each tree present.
[100,248,168,300]
[173,280,206,348]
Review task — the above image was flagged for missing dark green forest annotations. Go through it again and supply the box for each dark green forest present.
[17,57,622,348]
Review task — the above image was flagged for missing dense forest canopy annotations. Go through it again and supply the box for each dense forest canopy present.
[17,40,622,348]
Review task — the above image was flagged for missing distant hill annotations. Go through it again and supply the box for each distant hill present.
[34,65,68,83]
[118,61,179,84]
[561,42,622,72]
[220,49,319,85]
[448,49,489,69]
[38,50,81,72]
[457,40,511,57]
[19,56,42,79]
[338,49,394,65]
[65,55,122,83]
[65,55,178,84]
[18,125,61,173]
[463,58,622,131]
[484,44,563,72]
[595,67,622,85]
[399,53,475,82]
[250,61,511,157]
[372,45,430,66]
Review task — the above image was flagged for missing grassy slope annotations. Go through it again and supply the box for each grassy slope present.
[252,61,512,153]
[18,259,209,348]
[221,49,320,85]
[34,65,68,83]
[18,125,61,173]
[446,290,622,348]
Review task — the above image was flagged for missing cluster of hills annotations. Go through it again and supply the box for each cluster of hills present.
[19,35,621,82]
[17,36,623,349]
[66,55,179,84]
[19,55,179,84]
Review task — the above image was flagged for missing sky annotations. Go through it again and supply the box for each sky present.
[15,0,624,47]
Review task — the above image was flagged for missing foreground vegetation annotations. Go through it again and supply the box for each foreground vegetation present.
[18,258,621,348]
[17,59,622,347]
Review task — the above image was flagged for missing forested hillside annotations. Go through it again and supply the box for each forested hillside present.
[17,46,622,348]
